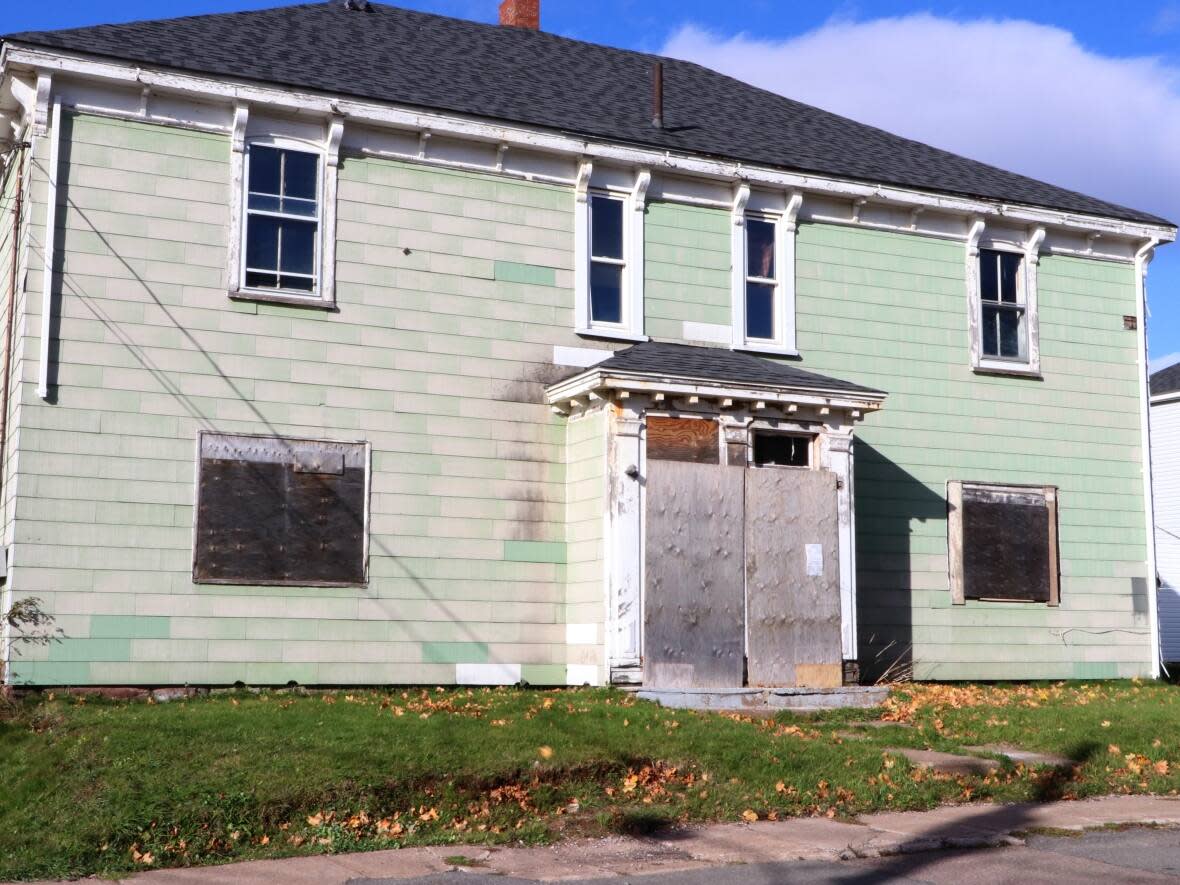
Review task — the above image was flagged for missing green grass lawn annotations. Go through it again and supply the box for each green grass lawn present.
[2,681,1179,881]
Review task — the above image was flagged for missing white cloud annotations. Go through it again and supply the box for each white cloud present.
[661,14,1180,225]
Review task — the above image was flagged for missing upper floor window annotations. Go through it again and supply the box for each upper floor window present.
[744,217,778,341]
[573,165,647,341]
[243,145,321,295]
[731,190,801,356]
[967,224,1044,376]
[979,248,1025,360]
[590,193,626,325]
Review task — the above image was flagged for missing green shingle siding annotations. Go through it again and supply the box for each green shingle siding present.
[2,111,1152,686]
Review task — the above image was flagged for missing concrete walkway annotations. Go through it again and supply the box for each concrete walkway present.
[45,795,1180,884]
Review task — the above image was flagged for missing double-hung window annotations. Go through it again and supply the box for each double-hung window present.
[242,145,322,295]
[589,193,627,327]
[979,248,1026,361]
[744,217,779,342]
[731,191,801,355]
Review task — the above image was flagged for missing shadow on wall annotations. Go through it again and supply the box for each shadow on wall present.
[854,440,946,684]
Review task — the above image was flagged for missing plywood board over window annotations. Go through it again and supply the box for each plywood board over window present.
[948,481,1059,605]
[646,417,719,464]
[193,433,370,586]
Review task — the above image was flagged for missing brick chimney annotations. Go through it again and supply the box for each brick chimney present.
[499,0,539,29]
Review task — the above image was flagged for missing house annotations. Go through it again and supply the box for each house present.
[1152,363,1180,666]
[0,0,1173,691]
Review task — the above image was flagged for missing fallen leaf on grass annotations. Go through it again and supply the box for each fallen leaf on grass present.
[741,809,758,822]
[1109,745,1121,755]
[538,746,554,759]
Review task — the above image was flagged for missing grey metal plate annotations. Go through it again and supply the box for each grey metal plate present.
[644,461,745,689]
[745,468,842,687]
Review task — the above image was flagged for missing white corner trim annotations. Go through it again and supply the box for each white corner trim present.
[36,94,61,401]
[730,183,751,347]
[1136,237,1162,677]
[321,115,345,308]
[553,345,612,368]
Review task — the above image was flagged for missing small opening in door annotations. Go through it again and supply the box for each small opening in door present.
[752,432,811,468]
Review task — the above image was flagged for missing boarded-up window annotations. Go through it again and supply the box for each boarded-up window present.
[647,417,719,464]
[194,433,369,586]
[948,481,1059,605]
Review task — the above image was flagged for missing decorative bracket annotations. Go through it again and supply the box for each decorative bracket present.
[1025,225,1046,265]
[326,116,345,168]
[575,159,593,204]
[230,103,249,154]
[632,168,652,212]
[784,191,804,232]
[32,72,52,136]
[966,217,986,257]
[732,182,751,226]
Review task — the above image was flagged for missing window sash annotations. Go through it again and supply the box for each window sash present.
[588,193,628,327]
[242,145,323,297]
[744,215,780,342]
[978,249,1028,361]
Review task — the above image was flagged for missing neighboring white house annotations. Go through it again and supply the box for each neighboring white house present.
[1153,364,1180,664]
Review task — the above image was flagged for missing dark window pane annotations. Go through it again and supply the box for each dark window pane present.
[248,193,283,213]
[998,308,1023,358]
[591,196,624,259]
[590,262,623,323]
[249,146,282,196]
[246,215,279,270]
[279,220,316,275]
[747,219,776,279]
[746,281,775,340]
[753,432,810,467]
[982,304,999,356]
[283,151,319,201]
[245,270,279,290]
[279,196,318,218]
[279,275,315,292]
[980,250,999,302]
[999,252,1021,304]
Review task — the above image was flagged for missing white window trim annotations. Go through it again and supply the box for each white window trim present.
[967,221,1044,376]
[574,162,648,341]
[227,105,343,310]
[731,187,802,356]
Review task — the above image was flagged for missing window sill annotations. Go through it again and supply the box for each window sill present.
[733,342,800,358]
[972,360,1042,380]
[229,289,337,311]
[576,327,649,344]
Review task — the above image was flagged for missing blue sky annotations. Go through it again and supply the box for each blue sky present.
[6,0,1180,366]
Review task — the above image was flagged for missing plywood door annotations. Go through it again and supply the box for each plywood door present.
[745,468,842,687]
[644,459,746,688]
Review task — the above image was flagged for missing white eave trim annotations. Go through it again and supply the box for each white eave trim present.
[545,368,887,413]
[3,44,1174,245]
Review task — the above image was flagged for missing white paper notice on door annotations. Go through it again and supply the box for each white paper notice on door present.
[805,544,823,577]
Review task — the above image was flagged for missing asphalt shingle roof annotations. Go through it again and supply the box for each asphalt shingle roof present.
[3,2,1171,228]
[594,342,885,398]
[1152,363,1180,397]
